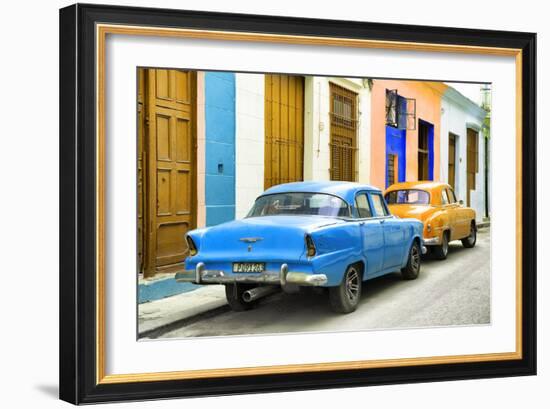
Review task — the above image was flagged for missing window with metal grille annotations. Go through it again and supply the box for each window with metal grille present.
[386,89,416,130]
[386,89,398,127]
[329,83,358,182]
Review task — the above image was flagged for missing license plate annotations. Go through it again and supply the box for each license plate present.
[232,262,265,273]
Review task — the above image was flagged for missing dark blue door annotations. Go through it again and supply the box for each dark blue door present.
[418,119,435,181]
[385,125,407,188]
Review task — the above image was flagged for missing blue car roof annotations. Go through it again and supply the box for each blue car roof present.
[261,181,380,205]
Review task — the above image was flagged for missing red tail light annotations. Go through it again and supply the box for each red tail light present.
[305,234,316,257]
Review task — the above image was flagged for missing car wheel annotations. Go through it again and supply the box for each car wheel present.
[329,264,362,314]
[401,240,421,280]
[432,231,449,260]
[461,222,477,248]
[225,283,256,311]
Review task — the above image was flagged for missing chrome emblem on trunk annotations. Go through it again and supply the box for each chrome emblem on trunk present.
[239,237,263,243]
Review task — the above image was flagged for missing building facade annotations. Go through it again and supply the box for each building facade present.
[138,69,488,280]
[138,69,375,277]
[440,86,488,222]
[234,74,373,218]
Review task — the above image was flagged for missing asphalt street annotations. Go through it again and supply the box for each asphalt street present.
[157,228,491,338]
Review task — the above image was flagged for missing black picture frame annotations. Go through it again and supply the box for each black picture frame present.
[59,3,536,404]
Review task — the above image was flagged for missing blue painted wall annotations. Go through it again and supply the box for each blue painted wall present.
[385,126,407,188]
[419,119,435,181]
[205,72,236,226]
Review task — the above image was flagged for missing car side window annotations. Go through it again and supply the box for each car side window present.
[370,193,389,217]
[441,189,449,205]
[355,193,373,218]
[447,188,457,203]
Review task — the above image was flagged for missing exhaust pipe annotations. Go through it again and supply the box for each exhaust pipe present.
[242,286,279,303]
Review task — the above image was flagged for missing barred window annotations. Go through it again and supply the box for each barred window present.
[329,83,358,182]
[386,89,416,130]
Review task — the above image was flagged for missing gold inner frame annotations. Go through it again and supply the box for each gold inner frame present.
[96,23,523,385]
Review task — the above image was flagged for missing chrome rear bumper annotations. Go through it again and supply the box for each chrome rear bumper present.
[175,263,328,286]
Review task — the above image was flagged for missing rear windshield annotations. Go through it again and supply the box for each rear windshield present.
[385,189,430,205]
[247,192,351,218]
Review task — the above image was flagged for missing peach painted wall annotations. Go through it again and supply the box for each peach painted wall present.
[370,80,447,190]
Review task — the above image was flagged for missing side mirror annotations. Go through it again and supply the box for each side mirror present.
[459,199,464,205]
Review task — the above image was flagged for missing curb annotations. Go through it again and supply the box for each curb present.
[139,304,231,339]
[138,285,228,337]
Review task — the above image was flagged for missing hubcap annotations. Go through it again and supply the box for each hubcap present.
[411,245,420,271]
[442,235,448,255]
[345,267,360,302]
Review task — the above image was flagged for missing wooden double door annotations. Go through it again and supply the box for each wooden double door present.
[264,74,305,189]
[138,69,197,277]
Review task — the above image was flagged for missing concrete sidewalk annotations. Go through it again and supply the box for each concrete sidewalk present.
[138,285,228,337]
[138,272,201,304]
[477,220,490,229]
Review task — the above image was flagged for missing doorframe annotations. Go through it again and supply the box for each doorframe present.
[418,119,435,181]
[385,125,407,188]
[448,132,459,190]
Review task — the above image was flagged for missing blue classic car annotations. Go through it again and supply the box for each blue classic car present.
[176,181,425,313]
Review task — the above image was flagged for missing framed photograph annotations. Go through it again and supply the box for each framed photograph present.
[59,3,536,404]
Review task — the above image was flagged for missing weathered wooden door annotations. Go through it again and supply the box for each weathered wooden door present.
[137,70,146,274]
[139,69,197,277]
[448,133,456,190]
[387,153,397,186]
[466,128,478,206]
[264,74,304,189]
[329,83,358,181]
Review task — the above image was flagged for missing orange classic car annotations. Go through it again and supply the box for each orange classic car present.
[384,181,477,260]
